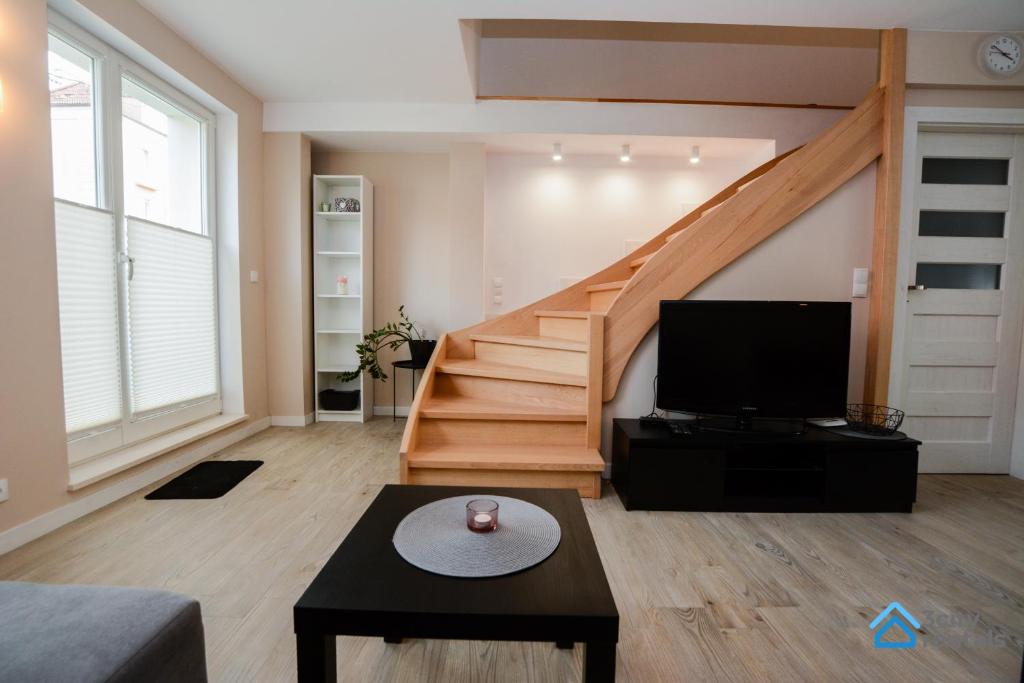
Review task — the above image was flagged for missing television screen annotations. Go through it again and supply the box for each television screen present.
[656,301,851,419]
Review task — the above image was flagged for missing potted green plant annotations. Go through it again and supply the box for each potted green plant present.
[336,306,436,382]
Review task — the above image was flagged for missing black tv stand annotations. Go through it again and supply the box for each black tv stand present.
[612,418,919,512]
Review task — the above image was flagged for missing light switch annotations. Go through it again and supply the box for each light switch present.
[492,277,503,288]
[852,267,869,298]
[249,270,260,283]
[492,294,503,306]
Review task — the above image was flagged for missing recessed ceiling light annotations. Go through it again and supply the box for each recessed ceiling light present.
[689,145,701,165]
[552,143,563,162]
[620,144,631,163]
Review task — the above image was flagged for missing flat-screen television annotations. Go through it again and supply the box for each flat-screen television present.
[656,300,851,420]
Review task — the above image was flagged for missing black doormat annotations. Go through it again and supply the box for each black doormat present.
[145,460,263,500]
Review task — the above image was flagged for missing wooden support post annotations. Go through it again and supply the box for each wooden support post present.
[863,28,907,406]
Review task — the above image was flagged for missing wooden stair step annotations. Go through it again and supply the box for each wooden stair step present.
[407,445,605,472]
[585,280,628,293]
[469,333,586,352]
[629,252,654,269]
[421,395,586,422]
[435,358,586,387]
[535,310,592,342]
[534,310,589,319]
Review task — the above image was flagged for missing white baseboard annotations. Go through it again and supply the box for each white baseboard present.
[270,413,314,427]
[0,416,271,557]
[373,405,409,417]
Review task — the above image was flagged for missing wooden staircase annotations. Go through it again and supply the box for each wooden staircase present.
[400,86,887,498]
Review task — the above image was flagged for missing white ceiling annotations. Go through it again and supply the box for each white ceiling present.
[305,131,774,160]
[138,0,1024,104]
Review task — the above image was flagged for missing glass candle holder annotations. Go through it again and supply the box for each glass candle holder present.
[466,499,498,533]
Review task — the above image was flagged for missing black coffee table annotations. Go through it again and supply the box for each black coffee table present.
[294,485,619,682]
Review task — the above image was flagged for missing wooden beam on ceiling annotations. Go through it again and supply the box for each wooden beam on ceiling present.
[476,95,855,111]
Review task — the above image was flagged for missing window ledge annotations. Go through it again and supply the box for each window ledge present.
[68,414,248,491]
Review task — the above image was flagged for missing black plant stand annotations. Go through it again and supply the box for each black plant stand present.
[391,359,427,421]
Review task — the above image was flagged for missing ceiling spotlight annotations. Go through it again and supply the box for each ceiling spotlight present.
[689,145,701,165]
[552,143,563,162]
[620,144,631,163]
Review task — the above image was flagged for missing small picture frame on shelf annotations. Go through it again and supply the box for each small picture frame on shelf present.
[333,197,360,213]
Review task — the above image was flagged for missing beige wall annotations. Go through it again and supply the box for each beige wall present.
[906,88,1024,108]
[312,150,452,410]
[0,0,267,536]
[478,36,878,107]
[906,30,1024,108]
[0,0,72,536]
[908,30,1024,89]
[263,133,313,422]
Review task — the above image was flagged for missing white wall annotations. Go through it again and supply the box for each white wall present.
[483,148,774,315]
[602,165,877,460]
[448,143,487,327]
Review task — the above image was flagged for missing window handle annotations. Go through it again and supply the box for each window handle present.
[907,284,926,291]
[119,253,135,281]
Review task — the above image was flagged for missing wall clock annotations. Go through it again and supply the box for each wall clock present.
[979,34,1022,76]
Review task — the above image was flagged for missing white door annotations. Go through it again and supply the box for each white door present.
[897,131,1024,473]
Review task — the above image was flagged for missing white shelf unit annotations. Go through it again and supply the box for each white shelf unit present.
[313,175,373,422]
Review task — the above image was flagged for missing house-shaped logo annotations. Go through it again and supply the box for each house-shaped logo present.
[869,602,921,649]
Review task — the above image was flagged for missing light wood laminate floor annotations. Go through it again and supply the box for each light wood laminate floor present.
[1,420,1022,682]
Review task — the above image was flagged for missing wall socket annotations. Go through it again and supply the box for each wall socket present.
[0,478,8,503]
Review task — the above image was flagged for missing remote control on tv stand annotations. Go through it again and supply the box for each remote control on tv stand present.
[668,421,691,436]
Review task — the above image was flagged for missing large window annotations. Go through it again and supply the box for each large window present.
[48,32,98,206]
[49,17,219,464]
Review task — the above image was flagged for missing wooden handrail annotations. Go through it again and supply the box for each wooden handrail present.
[659,145,802,244]
[601,86,885,400]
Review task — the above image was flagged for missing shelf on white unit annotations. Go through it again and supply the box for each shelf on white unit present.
[316,251,360,257]
[318,409,361,415]
[316,329,361,334]
[316,212,361,220]
[317,294,361,298]
[317,366,359,373]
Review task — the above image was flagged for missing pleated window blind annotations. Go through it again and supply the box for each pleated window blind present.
[53,201,123,434]
[126,218,217,415]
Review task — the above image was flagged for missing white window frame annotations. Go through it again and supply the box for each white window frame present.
[50,13,221,465]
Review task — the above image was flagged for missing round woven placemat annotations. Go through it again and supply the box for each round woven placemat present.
[392,495,561,578]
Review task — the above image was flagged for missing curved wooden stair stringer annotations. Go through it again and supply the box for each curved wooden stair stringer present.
[399,86,885,498]
[603,86,884,400]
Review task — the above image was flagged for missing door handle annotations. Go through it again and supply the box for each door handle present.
[907,284,926,291]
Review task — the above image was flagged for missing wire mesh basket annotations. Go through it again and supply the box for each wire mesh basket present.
[846,404,905,436]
